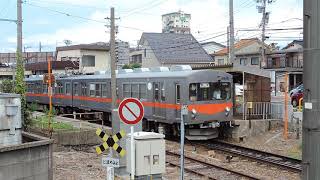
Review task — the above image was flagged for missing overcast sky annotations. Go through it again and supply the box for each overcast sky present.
[0,0,303,52]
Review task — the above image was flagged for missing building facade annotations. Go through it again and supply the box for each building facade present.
[214,38,270,67]
[162,11,191,34]
[56,42,111,74]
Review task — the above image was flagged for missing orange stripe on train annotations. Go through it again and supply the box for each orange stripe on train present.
[26,93,232,115]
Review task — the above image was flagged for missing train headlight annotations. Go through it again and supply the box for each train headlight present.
[225,107,230,116]
[191,108,197,118]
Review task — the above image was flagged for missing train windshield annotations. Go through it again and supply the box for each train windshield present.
[189,82,231,101]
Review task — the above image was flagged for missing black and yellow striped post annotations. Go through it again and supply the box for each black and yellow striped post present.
[95,128,126,157]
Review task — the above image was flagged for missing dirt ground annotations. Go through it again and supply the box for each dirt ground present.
[53,128,301,180]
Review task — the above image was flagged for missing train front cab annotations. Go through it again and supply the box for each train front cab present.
[183,73,233,140]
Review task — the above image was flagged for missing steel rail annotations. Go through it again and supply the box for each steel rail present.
[166,151,259,180]
[199,140,302,172]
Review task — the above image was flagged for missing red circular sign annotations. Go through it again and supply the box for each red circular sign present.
[118,98,144,125]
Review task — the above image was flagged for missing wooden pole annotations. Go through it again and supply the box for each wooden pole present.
[284,72,288,139]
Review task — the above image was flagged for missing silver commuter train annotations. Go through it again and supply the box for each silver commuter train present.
[25,65,233,140]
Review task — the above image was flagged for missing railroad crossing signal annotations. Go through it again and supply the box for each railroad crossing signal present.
[95,128,126,157]
[43,73,55,84]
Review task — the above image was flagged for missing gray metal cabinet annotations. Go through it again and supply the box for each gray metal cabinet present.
[126,132,165,177]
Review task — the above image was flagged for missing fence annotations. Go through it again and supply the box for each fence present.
[239,102,285,120]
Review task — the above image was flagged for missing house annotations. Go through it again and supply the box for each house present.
[55,42,111,74]
[214,38,270,67]
[200,41,226,55]
[137,32,213,68]
[265,40,303,93]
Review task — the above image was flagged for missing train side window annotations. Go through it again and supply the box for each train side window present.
[65,83,71,95]
[89,83,95,97]
[160,82,165,101]
[43,84,48,93]
[95,84,101,97]
[139,84,147,99]
[123,84,131,98]
[176,84,180,104]
[81,83,87,96]
[102,84,107,97]
[58,83,64,94]
[154,83,160,101]
[131,84,139,98]
[73,83,79,96]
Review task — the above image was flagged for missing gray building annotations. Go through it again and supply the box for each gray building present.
[136,32,213,68]
[162,11,191,34]
[116,41,130,68]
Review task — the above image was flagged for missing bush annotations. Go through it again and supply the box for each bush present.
[122,63,142,69]
[0,79,14,93]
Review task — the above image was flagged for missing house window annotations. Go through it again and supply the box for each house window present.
[65,83,71,95]
[240,58,247,65]
[82,55,95,67]
[218,59,224,65]
[144,49,146,57]
[251,57,259,65]
[139,84,147,99]
[272,58,277,66]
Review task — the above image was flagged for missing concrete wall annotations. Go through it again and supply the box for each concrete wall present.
[0,132,53,180]
[229,119,282,142]
[0,94,22,146]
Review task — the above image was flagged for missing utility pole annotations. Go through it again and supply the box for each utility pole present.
[229,0,235,64]
[39,41,42,52]
[260,0,266,69]
[110,7,117,115]
[257,0,273,68]
[302,0,320,179]
[16,0,23,82]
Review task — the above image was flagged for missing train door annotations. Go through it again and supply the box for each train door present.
[153,82,166,119]
[153,82,161,117]
[175,84,181,119]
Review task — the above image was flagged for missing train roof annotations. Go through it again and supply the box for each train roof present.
[25,66,232,81]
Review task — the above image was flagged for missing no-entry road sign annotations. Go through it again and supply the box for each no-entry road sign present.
[118,98,144,125]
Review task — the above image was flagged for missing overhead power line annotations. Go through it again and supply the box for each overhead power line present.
[24,2,144,31]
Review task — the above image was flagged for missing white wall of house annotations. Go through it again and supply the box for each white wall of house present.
[57,49,111,74]
[141,41,161,68]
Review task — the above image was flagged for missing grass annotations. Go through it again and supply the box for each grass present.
[31,115,76,131]
[288,143,302,160]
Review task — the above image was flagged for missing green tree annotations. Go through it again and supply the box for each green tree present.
[0,79,14,93]
[14,52,31,130]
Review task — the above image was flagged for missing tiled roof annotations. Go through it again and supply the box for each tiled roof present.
[214,38,259,55]
[140,33,213,63]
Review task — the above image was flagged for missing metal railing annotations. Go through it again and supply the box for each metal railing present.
[242,102,284,120]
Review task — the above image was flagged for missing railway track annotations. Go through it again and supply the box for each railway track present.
[195,140,302,173]
[166,151,259,180]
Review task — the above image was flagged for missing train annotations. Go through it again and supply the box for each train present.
[25,65,233,140]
